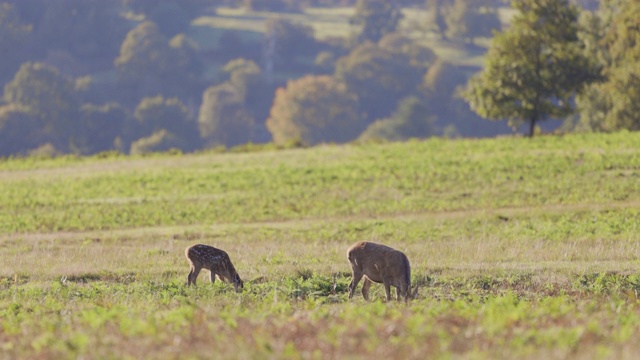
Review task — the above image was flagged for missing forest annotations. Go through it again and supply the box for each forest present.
[0,0,635,157]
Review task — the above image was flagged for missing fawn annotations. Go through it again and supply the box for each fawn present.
[185,244,243,292]
[347,241,413,302]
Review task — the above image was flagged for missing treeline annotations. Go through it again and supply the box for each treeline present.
[0,0,632,157]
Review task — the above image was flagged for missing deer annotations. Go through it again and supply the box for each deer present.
[347,241,413,303]
[185,244,244,293]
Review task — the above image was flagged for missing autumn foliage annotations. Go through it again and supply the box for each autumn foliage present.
[266,75,362,146]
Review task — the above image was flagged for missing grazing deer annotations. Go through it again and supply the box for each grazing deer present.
[185,244,244,293]
[347,241,412,303]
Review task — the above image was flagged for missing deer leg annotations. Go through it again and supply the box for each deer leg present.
[396,287,402,301]
[384,283,392,302]
[381,276,392,302]
[348,270,364,299]
[187,264,194,286]
[361,277,372,301]
[188,265,202,286]
[209,270,217,284]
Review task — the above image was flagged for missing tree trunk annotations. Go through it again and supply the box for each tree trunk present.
[528,118,536,138]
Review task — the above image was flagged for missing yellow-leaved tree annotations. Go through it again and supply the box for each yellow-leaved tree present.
[266,75,363,146]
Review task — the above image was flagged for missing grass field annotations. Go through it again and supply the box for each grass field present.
[2,132,640,358]
[191,6,500,68]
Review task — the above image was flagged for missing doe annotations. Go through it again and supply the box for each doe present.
[347,241,412,303]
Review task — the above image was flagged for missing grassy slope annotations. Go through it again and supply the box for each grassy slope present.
[2,133,640,358]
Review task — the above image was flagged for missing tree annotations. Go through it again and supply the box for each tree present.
[350,0,403,43]
[198,84,255,148]
[130,129,187,155]
[422,59,467,108]
[336,42,425,123]
[79,103,130,154]
[133,96,198,151]
[0,3,33,84]
[575,0,640,131]
[266,75,362,146]
[115,22,202,103]
[425,0,448,39]
[462,0,599,137]
[168,33,204,95]
[115,22,172,100]
[36,1,129,64]
[378,33,437,67]
[222,59,261,100]
[221,59,271,121]
[444,0,502,44]
[360,96,437,141]
[4,62,80,150]
[263,19,318,71]
[0,104,42,156]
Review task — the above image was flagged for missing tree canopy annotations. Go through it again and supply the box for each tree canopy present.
[463,0,599,137]
[336,42,425,123]
[4,62,79,149]
[198,83,255,148]
[575,0,640,132]
[266,75,362,146]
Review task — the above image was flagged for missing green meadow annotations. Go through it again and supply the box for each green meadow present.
[2,132,640,359]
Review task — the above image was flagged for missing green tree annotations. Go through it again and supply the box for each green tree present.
[198,84,255,148]
[264,19,318,70]
[360,96,436,142]
[266,75,362,146]
[575,0,640,131]
[168,33,204,94]
[115,22,172,99]
[350,0,403,43]
[221,58,271,121]
[115,22,202,102]
[378,33,437,67]
[0,104,42,156]
[462,0,599,137]
[222,59,262,100]
[4,62,79,150]
[422,60,467,109]
[336,42,425,123]
[130,129,186,155]
[444,0,501,44]
[79,103,130,154]
[133,96,198,151]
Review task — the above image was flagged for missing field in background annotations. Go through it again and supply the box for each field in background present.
[191,5,507,68]
[2,132,640,358]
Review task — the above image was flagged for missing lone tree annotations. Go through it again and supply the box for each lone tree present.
[462,0,599,137]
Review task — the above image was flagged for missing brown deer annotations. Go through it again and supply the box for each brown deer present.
[185,244,244,292]
[347,241,412,303]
